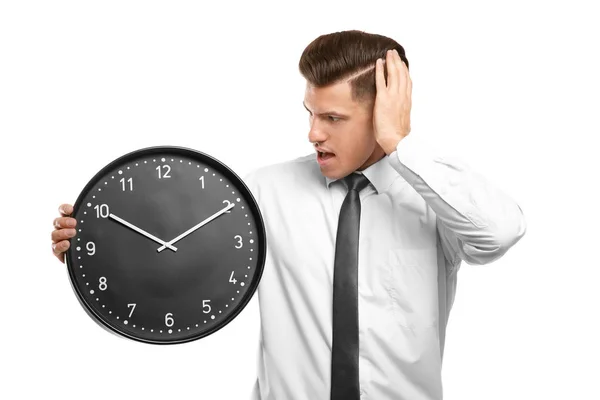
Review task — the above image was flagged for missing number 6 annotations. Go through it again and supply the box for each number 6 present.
[165,313,174,327]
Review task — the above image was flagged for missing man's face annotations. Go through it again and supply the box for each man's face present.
[304,80,385,180]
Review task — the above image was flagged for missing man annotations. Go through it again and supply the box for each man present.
[52,30,527,400]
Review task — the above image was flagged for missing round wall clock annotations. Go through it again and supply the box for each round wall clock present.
[65,146,266,345]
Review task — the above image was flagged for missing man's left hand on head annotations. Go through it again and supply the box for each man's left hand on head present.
[373,49,412,155]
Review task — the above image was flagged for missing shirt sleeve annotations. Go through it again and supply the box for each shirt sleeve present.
[243,169,261,205]
[249,379,261,400]
[387,133,527,269]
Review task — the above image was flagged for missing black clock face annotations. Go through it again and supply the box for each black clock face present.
[65,146,266,344]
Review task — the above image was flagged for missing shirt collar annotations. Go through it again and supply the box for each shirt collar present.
[324,154,400,194]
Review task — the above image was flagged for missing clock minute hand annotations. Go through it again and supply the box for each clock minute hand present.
[157,201,236,253]
[108,213,178,252]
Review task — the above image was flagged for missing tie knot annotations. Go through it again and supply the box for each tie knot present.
[344,173,370,193]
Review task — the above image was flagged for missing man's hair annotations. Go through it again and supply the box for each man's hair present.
[298,30,409,106]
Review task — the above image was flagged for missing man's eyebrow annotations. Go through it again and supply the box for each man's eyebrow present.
[302,101,350,117]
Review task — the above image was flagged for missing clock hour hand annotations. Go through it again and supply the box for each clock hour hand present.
[157,201,235,252]
[108,213,178,252]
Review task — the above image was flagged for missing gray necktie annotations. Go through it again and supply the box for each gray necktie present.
[331,172,370,400]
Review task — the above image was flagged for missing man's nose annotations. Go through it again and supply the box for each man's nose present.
[308,120,327,144]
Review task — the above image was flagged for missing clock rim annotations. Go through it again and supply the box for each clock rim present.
[65,145,267,345]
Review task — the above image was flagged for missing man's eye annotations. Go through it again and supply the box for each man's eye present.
[328,116,340,122]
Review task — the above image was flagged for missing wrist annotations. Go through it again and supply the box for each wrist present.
[380,136,404,155]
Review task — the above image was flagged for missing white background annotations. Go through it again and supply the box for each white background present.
[1,1,598,399]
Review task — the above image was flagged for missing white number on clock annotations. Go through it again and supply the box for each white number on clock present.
[234,235,243,249]
[203,300,211,314]
[120,177,133,191]
[86,241,95,256]
[94,204,109,218]
[199,175,205,189]
[99,276,107,291]
[165,313,174,327]
[127,303,136,318]
[229,271,237,284]
[156,165,171,179]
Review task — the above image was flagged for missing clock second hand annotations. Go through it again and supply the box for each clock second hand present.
[108,213,178,252]
[157,201,236,253]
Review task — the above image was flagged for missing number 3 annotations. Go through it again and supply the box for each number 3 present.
[234,235,243,249]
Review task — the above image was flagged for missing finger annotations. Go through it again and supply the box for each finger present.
[59,204,73,216]
[402,55,411,97]
[375,58,386,93]
[54,216,77,230]
[52,240,70,261]
[407,68,412,100]
[393,49,406,94]
[52,227,77,243]
[386,49,397,90]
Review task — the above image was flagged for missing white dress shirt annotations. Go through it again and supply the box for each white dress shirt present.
[244,133,527,400]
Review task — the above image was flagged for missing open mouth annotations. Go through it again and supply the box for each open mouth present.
[318,151,335,161]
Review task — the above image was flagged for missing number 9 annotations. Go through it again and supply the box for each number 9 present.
[86,241,95,256]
